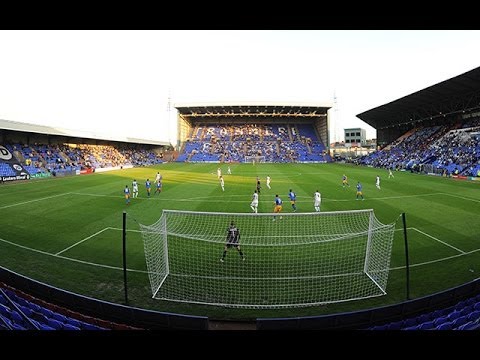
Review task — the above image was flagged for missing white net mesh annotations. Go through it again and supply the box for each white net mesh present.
[140,209,395,308]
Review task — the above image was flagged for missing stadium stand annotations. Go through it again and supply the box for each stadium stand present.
[357,66,480,178]
[177,123,329,163]
[0,283,112,330]
[0,266,208,330]
[0,141,166,180]
[358,121,480,177]
[368,294,480,330]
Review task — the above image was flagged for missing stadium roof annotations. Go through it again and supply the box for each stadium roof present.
[0,119,169,146]
[357,66,480,130]
[175,102,332,118]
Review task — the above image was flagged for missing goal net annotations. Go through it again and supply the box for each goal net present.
[244,155,266,163]
[140,209,395,308]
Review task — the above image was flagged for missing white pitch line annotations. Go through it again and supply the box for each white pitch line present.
[55,227,110,255]
[439,192,480,204]
[109,227,142,233]
[0,236,148,274]
[69,192,111,198]
[411,227,465,254]
[0,192,71,210]
[389,247,480,271]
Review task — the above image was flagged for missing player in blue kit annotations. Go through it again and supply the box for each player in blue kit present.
[273,194,283,221]
[124,185,131,205]
[356,181,364,200]
[145,179,151,197]
[288,189,297,212]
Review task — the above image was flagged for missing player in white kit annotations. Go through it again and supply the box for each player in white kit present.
[250,190,259,213]
[132,179,139,198]
[314,190,321,212]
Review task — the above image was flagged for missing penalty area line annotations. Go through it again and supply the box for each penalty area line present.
[411,227,465,254]
[55,227,110,255]
[394,227,465,254]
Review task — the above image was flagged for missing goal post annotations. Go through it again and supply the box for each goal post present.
[140,209,395,308]
[244,155,265,164]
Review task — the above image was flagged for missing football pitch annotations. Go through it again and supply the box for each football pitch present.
[0,163,479,320]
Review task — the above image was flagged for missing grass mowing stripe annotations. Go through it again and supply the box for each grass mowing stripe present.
[0,192,70,209]
[440,193,480,203]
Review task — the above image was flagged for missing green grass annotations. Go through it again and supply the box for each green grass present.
[0,163,479,320]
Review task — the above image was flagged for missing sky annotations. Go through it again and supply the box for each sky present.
[1,30,480,144]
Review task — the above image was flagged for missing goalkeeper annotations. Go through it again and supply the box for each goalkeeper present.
[220,221,245,262]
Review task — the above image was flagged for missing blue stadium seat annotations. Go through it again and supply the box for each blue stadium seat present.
[457,321,475,330]
[10,310,26,325]
[63,323,81,330]
[447,311,461,322]
[459,305,473,316]
[37,323,56,330]
[467,310,480,322]
[51,312,67,323]
[3,289,17,300]
[27,302,41,313]
[39,307,54,318]
[11,323,27,330]
[0,304,11,317]
[436,322,453,330]
[14,297,29,308]
[0,314,12,329]
[65,318,82,328]
[433,316,449,326]
[46,318,63,330]
[452,315,469,329]
[419,321,435,330]
[19,305,33,318]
